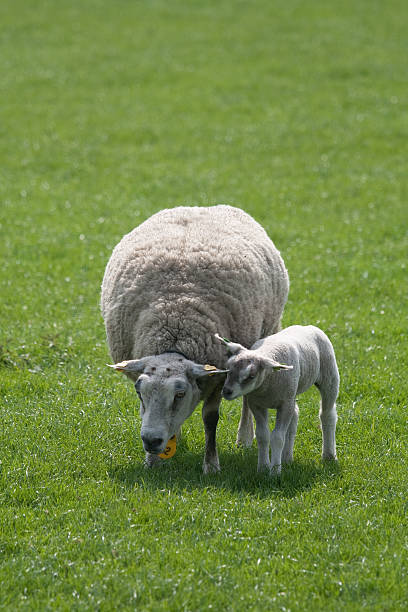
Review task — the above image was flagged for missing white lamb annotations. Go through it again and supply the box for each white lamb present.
[215,325,339,475]
[101,205,289,473]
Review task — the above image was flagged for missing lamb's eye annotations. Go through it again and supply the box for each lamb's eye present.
[175,390,185,399]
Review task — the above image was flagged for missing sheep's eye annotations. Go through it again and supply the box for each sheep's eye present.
[175,391,185,399]
[244,374,255,382]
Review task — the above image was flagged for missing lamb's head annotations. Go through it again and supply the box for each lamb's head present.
[214,334,292,400]
[109,353,228,454]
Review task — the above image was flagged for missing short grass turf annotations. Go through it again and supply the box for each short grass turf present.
[1,0,407,610]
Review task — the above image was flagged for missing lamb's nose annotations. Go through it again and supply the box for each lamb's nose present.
[223,387,233,399]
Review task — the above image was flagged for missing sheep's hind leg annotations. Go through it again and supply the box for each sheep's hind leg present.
[319,396,337,460]
[318,376,338,460]
[250,404,271,473]
[281,402,299,464]
[236,396,255,447]
[202,390,222,474]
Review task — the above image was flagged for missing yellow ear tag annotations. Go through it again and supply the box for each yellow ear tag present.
[204,364,217,376]
[107,360,129,372]
[159,435,177,459]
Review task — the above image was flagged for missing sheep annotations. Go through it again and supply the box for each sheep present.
[215,325,339,475]
[101,205,289,473]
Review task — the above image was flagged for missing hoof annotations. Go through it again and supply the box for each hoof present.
[322,453,338,461]
[281,455,294,465]
[269,464,282,477]
[235,435,254,448]
[203,462,221,474]
[257,464,271,474]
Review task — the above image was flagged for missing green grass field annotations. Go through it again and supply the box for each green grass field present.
[1,0,407,609]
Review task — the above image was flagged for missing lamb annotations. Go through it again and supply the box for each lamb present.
[101,205,289,473]
[215,325,339,475]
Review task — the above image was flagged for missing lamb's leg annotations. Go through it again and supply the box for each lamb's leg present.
[202,390,222,474]
[236,396,255,447]
[270,402,296,475]
[281,402,299,464]
[319,392,338,460]
[249,403,271,472]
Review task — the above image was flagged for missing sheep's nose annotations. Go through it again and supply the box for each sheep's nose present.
[223,387,233,399]
[141,434,164,452]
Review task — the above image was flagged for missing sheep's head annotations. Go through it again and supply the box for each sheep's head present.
[214,333,292,400]
[108,353,228,455]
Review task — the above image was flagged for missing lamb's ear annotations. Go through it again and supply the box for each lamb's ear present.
[107,359,147,373]
[214,333,245,356]
[262,357,293,371]
[189,362,229,379]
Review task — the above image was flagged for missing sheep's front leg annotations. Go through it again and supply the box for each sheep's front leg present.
[270,402,296,475]
[202,390,221,474]
[250,404,271,473]
[281,402,299,464]
[236,396,255,447]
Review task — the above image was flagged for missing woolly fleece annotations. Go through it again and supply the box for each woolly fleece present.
[101,205,289,367]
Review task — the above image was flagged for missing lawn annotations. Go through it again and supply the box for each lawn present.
[1,0,407,609]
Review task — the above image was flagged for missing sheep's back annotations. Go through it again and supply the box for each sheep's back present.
[101,206,289,365]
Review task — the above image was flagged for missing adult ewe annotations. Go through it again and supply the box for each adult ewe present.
[101,205,289,473]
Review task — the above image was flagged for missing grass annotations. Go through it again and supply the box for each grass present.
[1,0,407,609]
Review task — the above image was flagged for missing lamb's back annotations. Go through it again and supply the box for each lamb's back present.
[254,325,335,395]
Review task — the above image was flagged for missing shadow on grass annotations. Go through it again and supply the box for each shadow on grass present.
[109,444,341,499]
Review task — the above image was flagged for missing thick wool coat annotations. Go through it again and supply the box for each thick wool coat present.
[101,205,289,367]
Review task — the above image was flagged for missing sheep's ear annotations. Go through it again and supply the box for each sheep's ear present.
[262,357,293,371]
[214,333,245,356]
[189,362,229,378]
[107,359,147,373]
